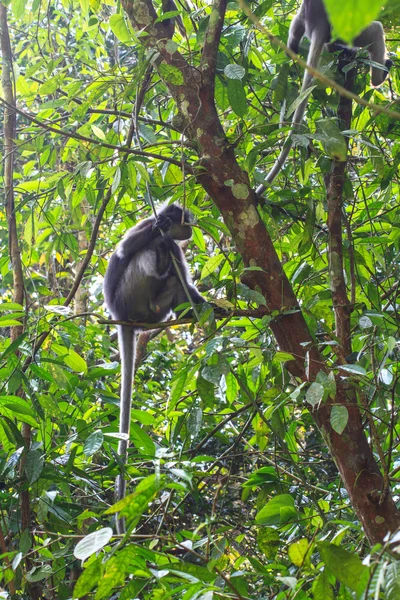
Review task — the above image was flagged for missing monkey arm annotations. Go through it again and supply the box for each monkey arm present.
[287,11,305,53]
[117,217,160,260]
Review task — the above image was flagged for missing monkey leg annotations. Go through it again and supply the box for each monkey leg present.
[149,275,205,317]
[149,275,178,316]
[354,21,389,86]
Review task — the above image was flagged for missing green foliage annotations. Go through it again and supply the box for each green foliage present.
[324,0,387,42]
[0,0,399,598]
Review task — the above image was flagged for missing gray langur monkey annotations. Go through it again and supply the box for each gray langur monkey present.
[256,0,392,195]
[103,203,205,532]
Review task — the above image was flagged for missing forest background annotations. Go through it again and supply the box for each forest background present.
[1,0,400,598]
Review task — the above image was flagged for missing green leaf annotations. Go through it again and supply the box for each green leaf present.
[74,558,102,598]
[0,396,40,428]
[257,528,280,559]
[52,344,87,374]
[338,364,367,376]
[109,14,131,43]
[256,494,297,525]
[130,423,155,456]
[84,430,104,456]
[105,474,163,528]
[227,78,247,118]
[0,319,22,326]
[0,303,24,311]
[200,253,224,279]
[224,64,246,80]
[74,528,113,561]
[167,560,215,582]
[306,382,324,407]
[330,405,349,435]
[314,570,334,600]
[91,125,106,140]
[317,541,369,592]
[288,539,311,567]
[12,0,27,19]
[25,450,44,484]
[385,562,400,600]
[315,119,347,161]
[323,0,384,44]
[169,370,188,412]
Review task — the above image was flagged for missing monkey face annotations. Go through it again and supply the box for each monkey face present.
[164,203,193,240]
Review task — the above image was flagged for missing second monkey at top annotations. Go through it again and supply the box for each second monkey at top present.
[256,0,392,194]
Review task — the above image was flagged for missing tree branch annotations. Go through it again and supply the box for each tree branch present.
[200,0,227,82]
[326,61,356,356]
[0,98,192,171]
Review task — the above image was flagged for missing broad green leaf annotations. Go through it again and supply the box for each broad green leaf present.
[12,0,27,19]
[74,558,102,598]
[169,370,188,412]
[227,78,247,118]
[74,528,113,561]
[25,450,44,484]
[0,396,39,428]
[105,474,163,528]
[200,254,224,279]
[317,541,369,592]
[224,64,246,80]
[315,119,347,161]
[0,319,22,326]
[0,303,24,311]
[256,494,297,525]
[91,125,106,140]
[288,539,311,567]
[95,557,126,599]
[130,423,155,456]
[84,430,104,456]
[109,14,131,43]
[167,561,215,583]
[314,570,334,600]
[257,528,280,559]
[52,344,88,374]
[330,405,349,435]
[323,0,384,44]
[306,382,324,407]
[225,371,238,403]
[385,562,400,600]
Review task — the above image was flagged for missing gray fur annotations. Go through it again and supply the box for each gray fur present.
[103,203,205,533]
[257,0,390,195]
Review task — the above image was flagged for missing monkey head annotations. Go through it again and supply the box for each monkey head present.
[162,202,193,241]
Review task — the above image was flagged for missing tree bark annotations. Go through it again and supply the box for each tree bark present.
[326,63,356,356]
[0,6,41,598]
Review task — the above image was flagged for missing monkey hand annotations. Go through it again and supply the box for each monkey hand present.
[153,215,171,234]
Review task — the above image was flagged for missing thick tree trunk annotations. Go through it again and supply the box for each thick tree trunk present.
[121,0,400,543]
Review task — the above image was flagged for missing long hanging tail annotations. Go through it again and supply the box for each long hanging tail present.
[115,325,136,533]
[257,36,326,195]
